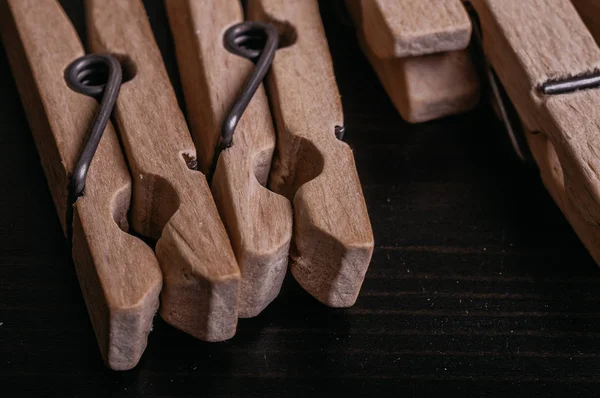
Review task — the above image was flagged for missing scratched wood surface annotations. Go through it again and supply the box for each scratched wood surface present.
[1,1,600,396]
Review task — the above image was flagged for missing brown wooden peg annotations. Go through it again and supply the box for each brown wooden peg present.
[0,0,162,370]
[85,0,241,341]
[165,0,293,318]
[345,0,480,123]
[247,0,374,307]
[471,0,600,262]
[471,0,600,225]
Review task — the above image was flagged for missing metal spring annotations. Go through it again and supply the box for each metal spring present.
[64,54,122,240]
[541,73,600,95]
[215,21,347,180]
[465,3,530,163]
[209,21,279,180]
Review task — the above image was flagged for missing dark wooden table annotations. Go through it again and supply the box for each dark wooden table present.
[2,1,600,396]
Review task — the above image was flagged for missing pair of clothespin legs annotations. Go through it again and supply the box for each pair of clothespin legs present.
[473,0,600,268]
[1,0,374,370]
[351,0,600,296]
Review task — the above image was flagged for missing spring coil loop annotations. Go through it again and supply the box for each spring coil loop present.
[64,54,122,239]
[209,21,279,179]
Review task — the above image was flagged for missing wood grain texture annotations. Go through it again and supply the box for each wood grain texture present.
[471,0,600,227]
[247,0,374,307]
[86,0,241,341]
[346,0,480,123]
[165,0,292,318]
[0,0,162,370]
[572,0,600,45]
[357,0,472,58]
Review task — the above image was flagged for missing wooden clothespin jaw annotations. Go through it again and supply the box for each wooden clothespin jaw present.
[247,0,374,307]
[0,0,162,370]
[164,0,293,318]
[345,0,481,123]
[469,0,600,264]
[85,0,241,341]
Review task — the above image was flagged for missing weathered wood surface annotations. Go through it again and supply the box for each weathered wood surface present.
[165,0,292,318]
[248,0,374,307]
[86,0,240,341]
[346,0,480,123]
[0,0,162,370]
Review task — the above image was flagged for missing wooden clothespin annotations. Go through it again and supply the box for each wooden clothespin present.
[247,0,374,307]
[164,0,293,318]
[0,0,162,370]
[470,0,600,264]
[85,0,241,340]
[345,0,481,123]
